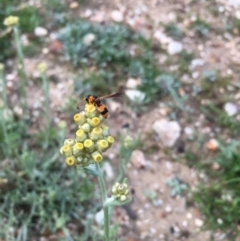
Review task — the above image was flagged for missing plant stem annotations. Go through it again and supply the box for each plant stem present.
[95,162,109,241]
[41,72,50,149]
[13,26,27,111]
[0,67,7,107]
[0,67,11,156]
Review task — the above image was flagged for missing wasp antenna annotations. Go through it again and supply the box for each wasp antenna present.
[76,98,86,109]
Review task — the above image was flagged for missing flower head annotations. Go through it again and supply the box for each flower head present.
[60,101,115,167]
[65,156,76,166]
[37,62,47,73]
[4,16,19,27]
[112,181,129,202]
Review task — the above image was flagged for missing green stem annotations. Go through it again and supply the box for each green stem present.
[0,67,7,107]
[0,109,10,156]
[95,162,109,241]
[13,26,27,111]
[41,72,50,149]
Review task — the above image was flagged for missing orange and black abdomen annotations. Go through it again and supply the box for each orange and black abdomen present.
[97,103,108,119]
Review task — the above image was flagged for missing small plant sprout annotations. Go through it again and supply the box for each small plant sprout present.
[60,101,133,241]
[167,177,188,197]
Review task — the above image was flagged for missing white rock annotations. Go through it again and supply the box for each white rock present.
[150,227,157,234]
[6,73,15,81]
[152,119,181,147]
[126,78,141,89]
[111,10,124,22]
[165,205,172,213]
[217,218,223,225]
[125,89,145,103]
[182,220,188,227]
[159,234,165,239]
[130,150,146,168]
[195,218,204,227]
[167,41,183,55]
[184,127,194,137]
[83,9,92,18]
[95,209,104,225]
[190,58,205,69]
[34,27,48,37]
[192,71,199,79]
[186,212,193,219]
[218,6,225,12]
[82,33,96,46]
[154,30,172,45]
[224,102,237,116]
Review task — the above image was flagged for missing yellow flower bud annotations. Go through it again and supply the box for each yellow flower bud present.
[37,62,47,73]
[89,117,101,127]
[74,112,85,125]
[0,63,4,70]
[65,156,76,166]
[91,151,103,162]
[120,195,127,202]
[90,127,103,140]
[73,142,84,157]
[3,16,19,27]
[85,104,97,118]
[97,139,109,152]
[107,136,114,146]
[58,120,67,129]
[124,135,134,148]
[60,145,72,157]
[76,129,87,142]
[81,123,91,132]
[84,139,94,152]
[64,138,75,147]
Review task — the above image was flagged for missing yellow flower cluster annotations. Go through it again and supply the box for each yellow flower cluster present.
[112,182,129,202]
[3,16,19,27]
[60,103,114,167]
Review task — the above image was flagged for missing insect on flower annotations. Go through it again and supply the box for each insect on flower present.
[76,93,122,119]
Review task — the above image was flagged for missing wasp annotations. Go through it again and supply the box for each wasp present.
[76,92,122,119]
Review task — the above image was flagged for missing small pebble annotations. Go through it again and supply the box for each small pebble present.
[195,218,204,227]
[167,41,183,55]
[206,139,219,151]
[82,33,96,46]
[186,213,193,219]
[69,1,79,9]
[159,234,165,239]
[217,218,223,225]
[182,220,188,227]
[150,227,157,234]
[224,102,237,116]
[165,205,172,213]
[34,27,48,37]
[125,89,146,103]
[111,10,124,22]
